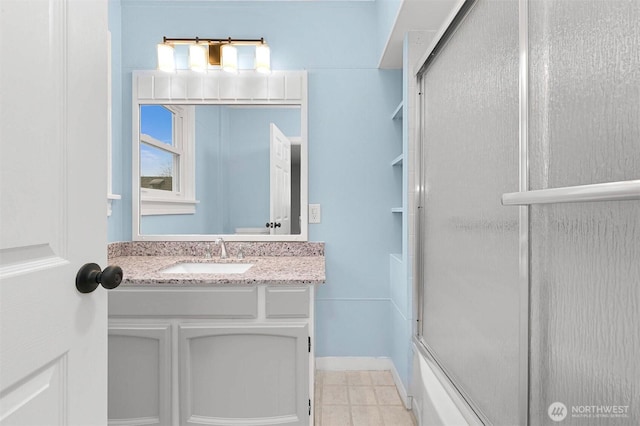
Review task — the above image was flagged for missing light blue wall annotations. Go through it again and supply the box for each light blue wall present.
[308,69,402,358]
[109,0,403,362]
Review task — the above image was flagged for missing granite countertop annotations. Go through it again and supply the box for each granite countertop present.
[108,241,325,286]
[111,255,325,286]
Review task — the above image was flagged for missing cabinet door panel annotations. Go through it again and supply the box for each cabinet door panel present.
[108,324,171,426]
[179,324,309,426]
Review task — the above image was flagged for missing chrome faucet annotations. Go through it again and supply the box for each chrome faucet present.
[204,243,212,259]
[215,238,228,259]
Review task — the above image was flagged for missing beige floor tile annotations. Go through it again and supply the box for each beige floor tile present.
[322,385,349,405]
[380,406,416,426]
[347,371,372,386]
[321,405,352,426]
[323,371,348,385]
[315,370,415,426]
[348,386,377,405]
[370,370,395,386]
[374,386,402,405]
[315,383,322,407]
[315,403,322,426]
[351,405,384,426]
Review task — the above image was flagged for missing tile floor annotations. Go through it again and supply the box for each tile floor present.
[314,370,417,426]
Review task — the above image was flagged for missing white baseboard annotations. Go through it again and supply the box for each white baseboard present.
[315,357,412,409]
[389,362,412,410]
[316,356,393,371]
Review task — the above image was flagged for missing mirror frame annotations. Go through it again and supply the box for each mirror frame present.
[132,70,308,241]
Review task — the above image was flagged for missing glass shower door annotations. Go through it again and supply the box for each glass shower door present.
[417,0,640,424]
[417,0,521,424]
[527,1,640,424]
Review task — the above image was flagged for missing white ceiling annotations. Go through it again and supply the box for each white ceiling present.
[378,0,462,68]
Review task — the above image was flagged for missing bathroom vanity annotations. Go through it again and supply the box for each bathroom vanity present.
[111,69,319,425]
[107,242,324,426]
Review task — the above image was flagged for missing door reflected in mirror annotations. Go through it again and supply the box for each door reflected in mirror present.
[138,104,302,236]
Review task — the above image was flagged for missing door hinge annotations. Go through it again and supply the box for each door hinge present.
[309,399,311,416]
[308,336,311,353]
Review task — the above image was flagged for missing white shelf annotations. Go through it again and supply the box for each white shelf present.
[391,154,403,167]
[391,101,403,120]
[391,207,403,213]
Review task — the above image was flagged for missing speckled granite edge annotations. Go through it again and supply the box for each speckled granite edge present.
[108,241,324,258]
[110,255,325,286]
[108,243,124,258]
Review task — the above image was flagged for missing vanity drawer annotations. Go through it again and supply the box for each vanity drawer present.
[265,286,310,318]
[109,287,258,318]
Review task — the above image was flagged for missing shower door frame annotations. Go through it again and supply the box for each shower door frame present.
[413,0,531,424]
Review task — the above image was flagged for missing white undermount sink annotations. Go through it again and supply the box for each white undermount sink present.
[160,262,254,274]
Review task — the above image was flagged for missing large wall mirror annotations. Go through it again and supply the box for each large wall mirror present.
[132,71,308,241]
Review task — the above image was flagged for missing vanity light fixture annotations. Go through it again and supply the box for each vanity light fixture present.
[157,37,270,74]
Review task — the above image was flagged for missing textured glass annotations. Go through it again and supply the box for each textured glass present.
[529,1,640,424]
[419,0,520,424]
[529,0,640,189]
[530,202,640,425]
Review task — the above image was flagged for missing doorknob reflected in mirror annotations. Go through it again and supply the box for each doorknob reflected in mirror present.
[76,263,123,294]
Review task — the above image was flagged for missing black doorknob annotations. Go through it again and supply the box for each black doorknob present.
[76,263,123,294]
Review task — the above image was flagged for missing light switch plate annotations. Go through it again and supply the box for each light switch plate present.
[309,204,321,224]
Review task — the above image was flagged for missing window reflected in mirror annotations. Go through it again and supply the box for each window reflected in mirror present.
[140,105,189,193]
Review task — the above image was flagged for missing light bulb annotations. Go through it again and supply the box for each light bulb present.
[189,43,208,72]
[221,44,238,74]
[157,43,175,73]
[255,43,271,74]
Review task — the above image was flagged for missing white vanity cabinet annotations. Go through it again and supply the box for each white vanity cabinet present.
[108,285,315,426]
[108,323,172,425]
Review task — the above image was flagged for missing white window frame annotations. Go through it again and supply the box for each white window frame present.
[138,104,197,215]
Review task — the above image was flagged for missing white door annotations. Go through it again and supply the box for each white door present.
[0,1,109,425]
[270,123,292,235]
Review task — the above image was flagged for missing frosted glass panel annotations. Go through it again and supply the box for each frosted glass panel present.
[529,1,640,424]
[529,202,640,425]
[419,0,520,423]
[529,0,640,189]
